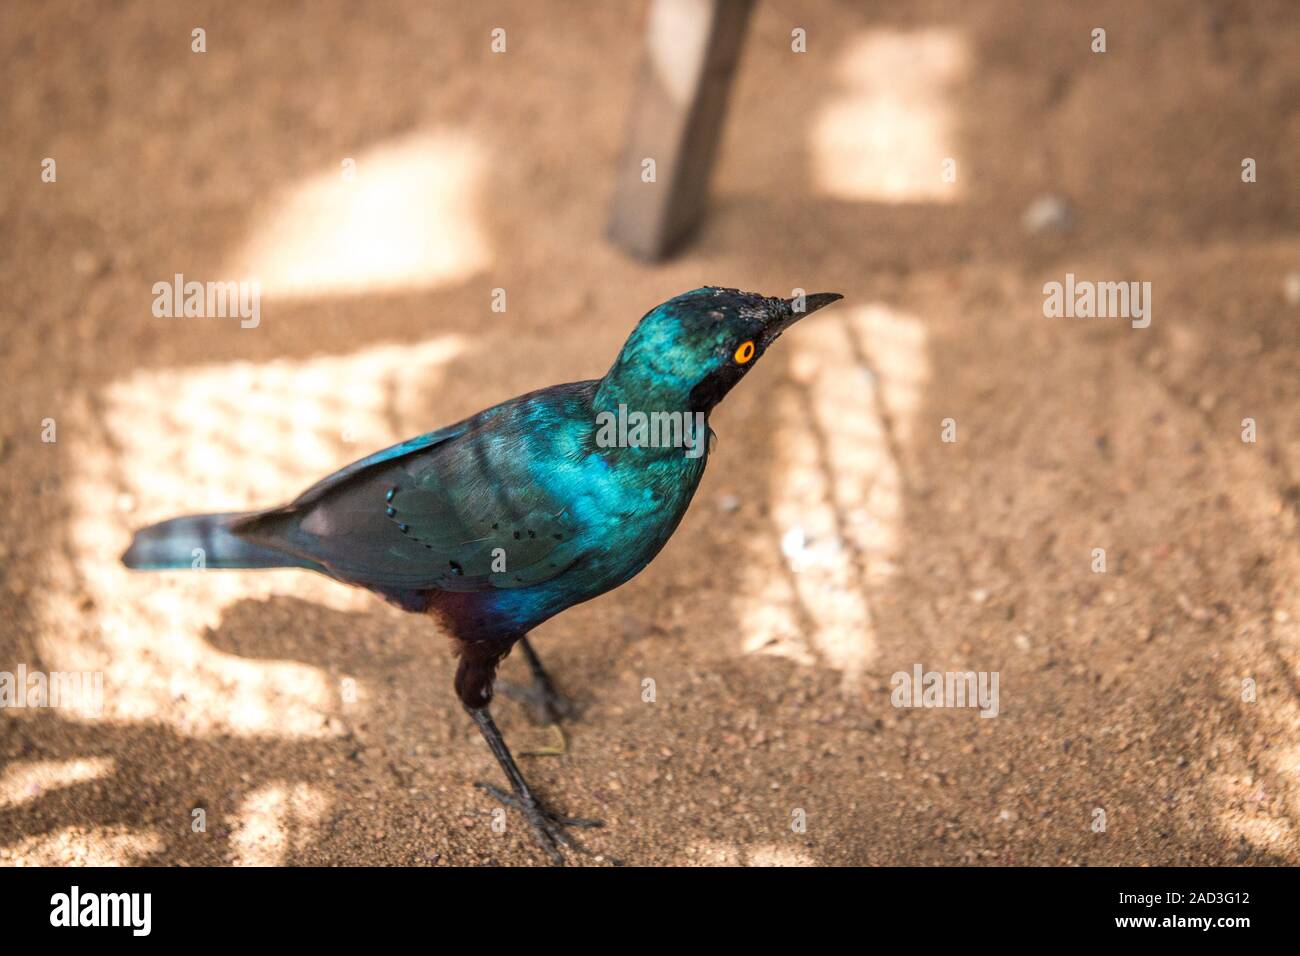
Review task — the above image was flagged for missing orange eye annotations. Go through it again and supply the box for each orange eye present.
[734,341,756,364]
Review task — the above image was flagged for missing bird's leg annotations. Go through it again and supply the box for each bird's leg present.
[515,637,571,755]
[519,634,575,722]
[466,704,601,864]
[497,634,575,728]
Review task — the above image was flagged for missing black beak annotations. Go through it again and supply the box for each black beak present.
[797,292,844,315]
[769,291,843,337]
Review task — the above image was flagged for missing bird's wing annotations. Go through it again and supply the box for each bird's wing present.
[286,421,473,508]
[234,384,594,592]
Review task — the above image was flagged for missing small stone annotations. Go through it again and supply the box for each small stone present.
[781,526,807,561]
[1022,194,1075,234]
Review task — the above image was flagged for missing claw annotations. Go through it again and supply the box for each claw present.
[476,781,603,864]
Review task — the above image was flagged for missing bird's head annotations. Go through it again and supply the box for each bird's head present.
[597,287,843,417]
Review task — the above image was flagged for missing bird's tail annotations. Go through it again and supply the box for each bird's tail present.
[121,511,311,571]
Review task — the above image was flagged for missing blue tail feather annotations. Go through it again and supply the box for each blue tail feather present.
[121,512,313,571]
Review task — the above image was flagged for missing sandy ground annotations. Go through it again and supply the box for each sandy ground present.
[2,0,1300,866]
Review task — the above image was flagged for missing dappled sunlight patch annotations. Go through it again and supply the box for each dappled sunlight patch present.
[0,758,114,810]
[1157,342,1300,855]
[677,839,817,866]
[738,305,929,690]
[812,28,968,203]
[1221,815,1296,857]
[0,826,163,867]
[230,783,330,866]
[35,337,466,737]
[228,131,491,298]
[1211,580,1300,855]
[745,844,818,866]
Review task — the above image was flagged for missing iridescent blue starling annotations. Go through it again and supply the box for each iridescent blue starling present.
[123,286,843,863]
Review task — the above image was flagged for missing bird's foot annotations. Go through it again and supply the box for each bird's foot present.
[475,781,602,865]
[496,674,574,727]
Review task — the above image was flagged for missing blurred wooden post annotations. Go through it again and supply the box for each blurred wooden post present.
[607,0,756,261]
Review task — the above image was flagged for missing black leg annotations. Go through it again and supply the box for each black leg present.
[519,635,573,722]
[498,634,574,726]
[467,704,601,865]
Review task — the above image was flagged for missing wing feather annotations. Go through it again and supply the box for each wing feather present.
[233,383,596,592]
